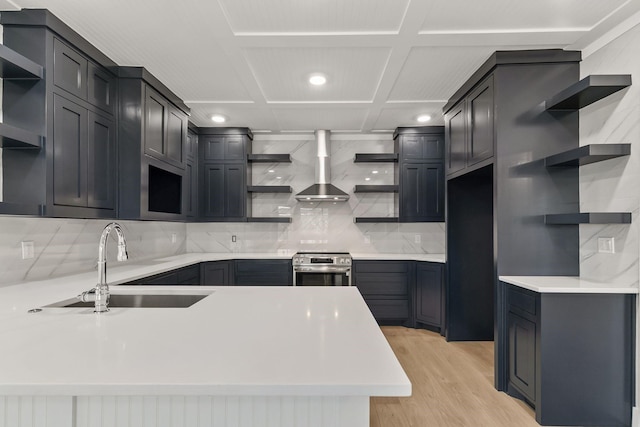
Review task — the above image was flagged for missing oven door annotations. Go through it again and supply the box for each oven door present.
[293,269,351,286]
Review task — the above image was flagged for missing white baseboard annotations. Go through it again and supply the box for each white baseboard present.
[632,406,639,427]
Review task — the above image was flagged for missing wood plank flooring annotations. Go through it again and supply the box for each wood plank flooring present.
[372,327,540,427]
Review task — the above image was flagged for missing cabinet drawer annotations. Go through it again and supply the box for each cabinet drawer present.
[53,37,88,100]
[365,299,409,320]
[355,273,408,296]
[507,286,537,317]
[234,259,292,286]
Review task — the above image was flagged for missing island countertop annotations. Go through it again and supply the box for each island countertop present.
[0,284,411,397]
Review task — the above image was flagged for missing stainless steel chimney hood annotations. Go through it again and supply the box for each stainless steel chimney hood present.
[295,130,350,202]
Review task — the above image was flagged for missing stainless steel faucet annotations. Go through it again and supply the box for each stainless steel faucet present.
[79,222,129,312]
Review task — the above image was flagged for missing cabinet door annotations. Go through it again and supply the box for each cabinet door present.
[186,131,198,162]
[185,161,197,218]
[176,264,200,285]
[144,86,168,160]
[416,262,442,326]
[166,105,186,167]
[224,164,246,218]
[400,135,424,161]
[202,261,231,285]
[88,63,116,114]
[53,38,88,100]
[400,163,443,222]
[423,134,444,160]
[508,312,536,403]
[224,136,246,161]
[53,95,88,207]
[87,111,115,209]
[468,77,494,166]
[202,163,225,218]
[202,136,224,160]
[445,101,466,175]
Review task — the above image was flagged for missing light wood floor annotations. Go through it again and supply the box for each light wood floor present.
[371,327,540,427]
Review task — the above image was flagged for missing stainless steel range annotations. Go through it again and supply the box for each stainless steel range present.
[292,252,352,286]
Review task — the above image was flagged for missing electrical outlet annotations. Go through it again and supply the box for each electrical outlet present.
[232,235,237,243]
[21,241,34,259]
[414,235,421,244]
[364,235,371,244]
[597,237,615,254]
[171,233,177,244]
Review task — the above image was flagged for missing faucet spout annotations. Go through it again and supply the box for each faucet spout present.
[91,222,128,313]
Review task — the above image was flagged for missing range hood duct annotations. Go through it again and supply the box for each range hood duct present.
[295,130,350,202]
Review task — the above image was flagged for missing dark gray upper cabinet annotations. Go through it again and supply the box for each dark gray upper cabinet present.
[185,129,198,219]
[1,10,118,218]
[118,67,190,220]
[395,127,445,222]
[143,84,186,169]
[445,75,494,177]
[198,128,253,222]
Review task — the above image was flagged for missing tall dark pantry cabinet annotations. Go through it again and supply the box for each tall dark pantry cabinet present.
[444,49,634,426]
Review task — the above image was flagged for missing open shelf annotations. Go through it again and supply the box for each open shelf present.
[354,185,398,193]
[545,75,632,111]
[545,144,631,167]
[247,217,292,223]
[0,44,43,79]
[247,154,291,163]
[545,213,632,225]
[0,123,43,149]
[354,153,398,163]
[354,217,399,223]
[247,186,292,193]
[0,202,43,216]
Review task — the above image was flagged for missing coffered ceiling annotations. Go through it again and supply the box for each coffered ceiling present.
[3,0,640,132]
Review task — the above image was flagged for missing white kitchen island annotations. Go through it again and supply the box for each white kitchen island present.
[0,274,411,427]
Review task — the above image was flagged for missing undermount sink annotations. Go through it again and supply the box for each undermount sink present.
[45,293,210,308]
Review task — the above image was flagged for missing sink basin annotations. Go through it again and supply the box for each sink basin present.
[46,293,209,308]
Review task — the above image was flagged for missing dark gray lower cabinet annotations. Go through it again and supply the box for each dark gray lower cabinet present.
[353,260,411,325]
[502,282,634,426]
[415,262,443,329]
[234,259,292,286]
[201,261,232,285]
[125,264,200,285]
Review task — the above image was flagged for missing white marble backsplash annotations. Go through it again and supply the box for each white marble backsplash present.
[579,22,640,287]
[188,133,445,255]
[0,217,186,286]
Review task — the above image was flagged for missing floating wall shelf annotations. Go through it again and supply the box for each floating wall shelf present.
[545,144,631,167]
[354,185,398,193]
[0,123,43,149]
[354,153,398,163]
[354,217,399,223]
[544,213,632,225]
[0,44,43,79]
[0,202,43,216]
[247,186,292,193]
[247,154,291,163]
[247,217,292,223]
[545,74,632,111]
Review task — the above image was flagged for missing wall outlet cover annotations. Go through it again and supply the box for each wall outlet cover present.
[597,237,615,254]
[414,235,421,244]
[171,233,177,244]
[21,241,35,259]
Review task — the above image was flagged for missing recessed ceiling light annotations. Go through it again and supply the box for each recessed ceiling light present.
[372,170,379,174]
[309,74,327,86]
[211,114,226,123]
[417,114,431,123]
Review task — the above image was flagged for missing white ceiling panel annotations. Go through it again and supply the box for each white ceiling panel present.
[420,0,628,33]
[374,104,447,130]
[188,104,276,129]
[218,0,410,34]
[7,0,640,132]
[388,47,497,101]
[272,107,369,131]
[244,47,391,102]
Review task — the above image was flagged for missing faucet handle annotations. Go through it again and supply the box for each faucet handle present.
[78,288,96,302]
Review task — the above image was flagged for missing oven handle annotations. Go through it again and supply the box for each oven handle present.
[293,266,352,273]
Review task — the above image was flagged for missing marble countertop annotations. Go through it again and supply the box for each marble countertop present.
[500,276,639,294]
[0,280,410,396]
